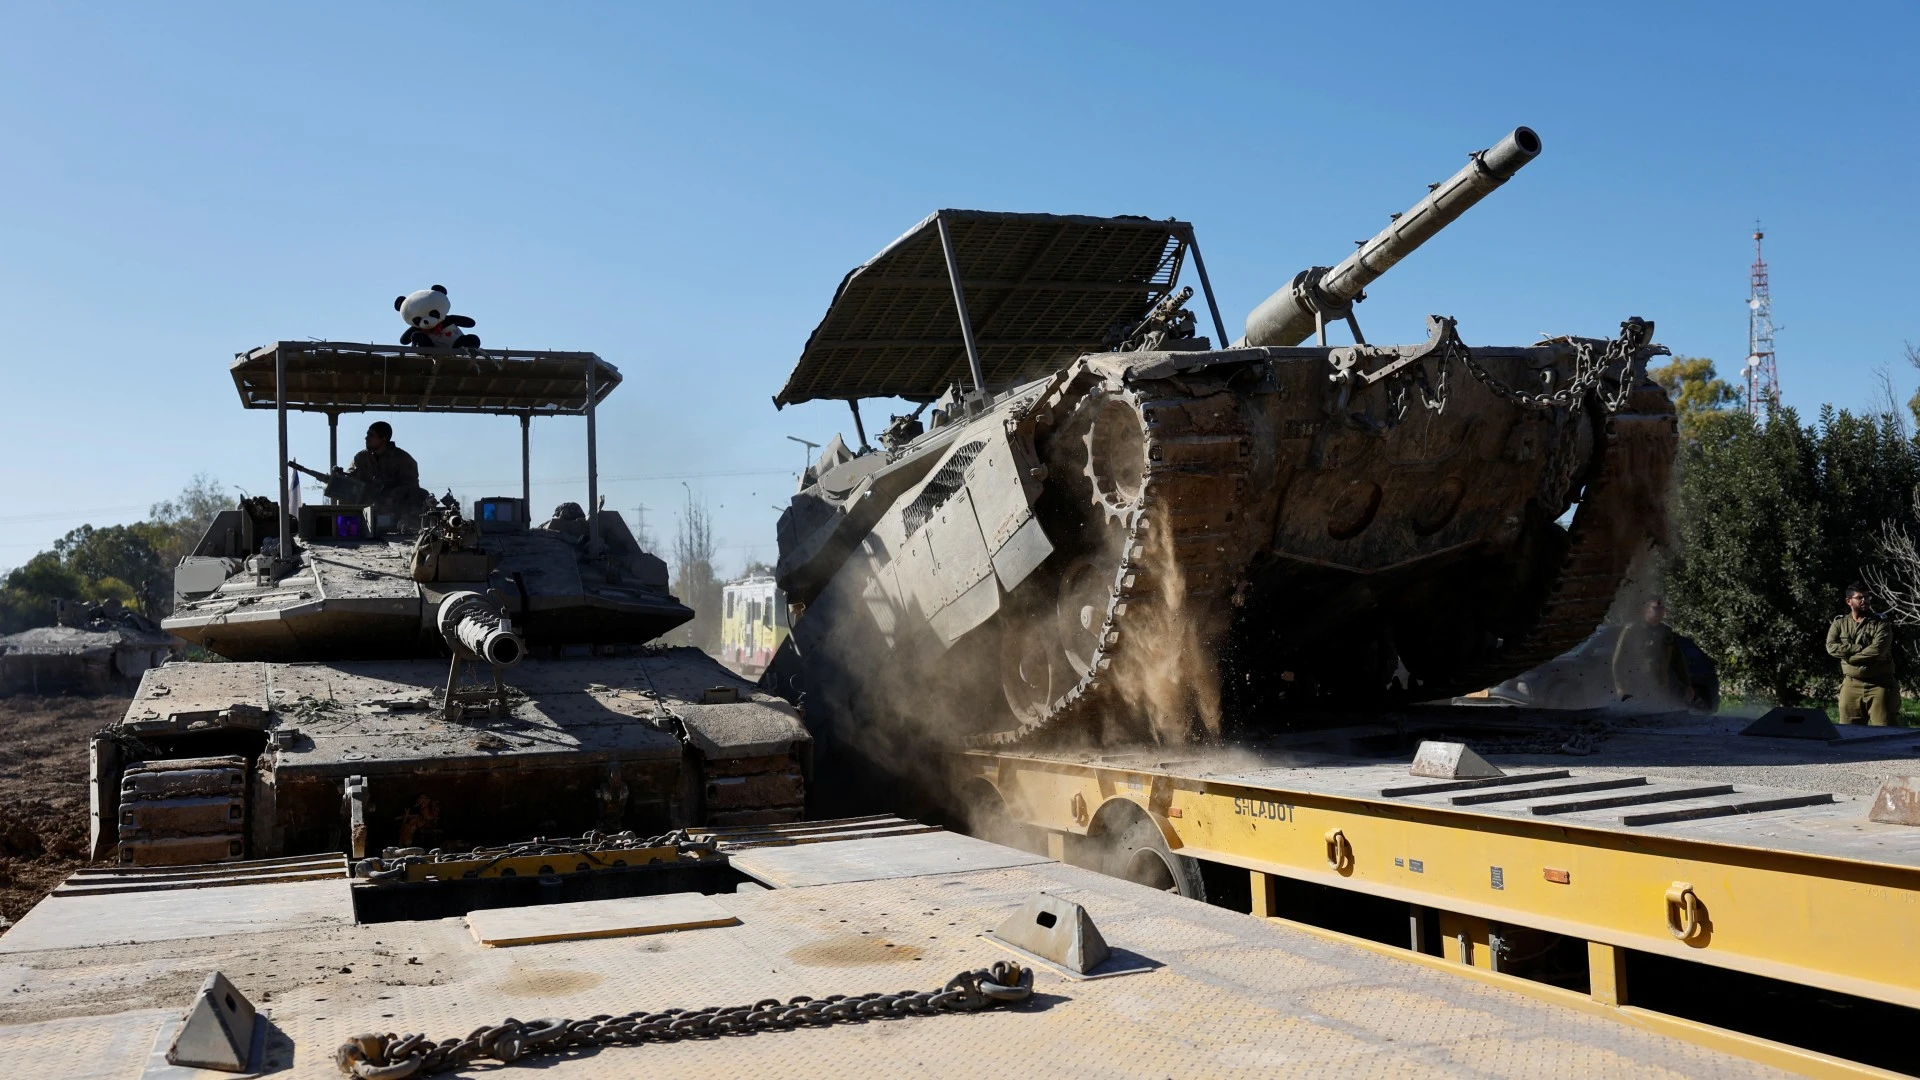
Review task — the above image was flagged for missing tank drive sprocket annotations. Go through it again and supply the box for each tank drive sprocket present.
[989,363,1258,746]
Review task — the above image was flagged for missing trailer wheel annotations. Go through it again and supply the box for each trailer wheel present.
[1102,809,1206,902]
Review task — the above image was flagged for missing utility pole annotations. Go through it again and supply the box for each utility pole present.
[786,435,821,476]
[630,502,653,550]
[1744,225,1779,419]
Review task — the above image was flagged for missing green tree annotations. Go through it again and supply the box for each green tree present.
[0,476,233,632]
[1665,408,1828,702]
[53,524,165,613]
[1649,356,1741,439]
[1811,407,1919,592]
[145,473,232,569]
[1667,405,1920,702]
[1905,343,1920,433]
[0,552,87,633]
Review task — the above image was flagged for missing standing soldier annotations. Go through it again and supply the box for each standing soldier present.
[1827,583,1900,726]
[1612,596,1693,708]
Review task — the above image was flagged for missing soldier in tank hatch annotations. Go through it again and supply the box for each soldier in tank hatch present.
[349,421,426,514]
[1827,583,1900,726]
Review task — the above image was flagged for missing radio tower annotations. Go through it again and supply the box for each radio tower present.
[1744,225,1778,418]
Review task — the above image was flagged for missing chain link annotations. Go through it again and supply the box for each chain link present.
[1455,316,1664,414]
[354,829,718,883]
[1384,341,1450,424]
[1537,405,1586,511]
[333,961,1032,1078]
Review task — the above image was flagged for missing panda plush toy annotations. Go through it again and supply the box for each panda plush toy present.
[395,285,481,350]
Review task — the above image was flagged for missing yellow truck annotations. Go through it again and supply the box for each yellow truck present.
[720,574,787,677]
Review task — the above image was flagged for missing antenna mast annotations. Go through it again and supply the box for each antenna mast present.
[1744,225,1778,418]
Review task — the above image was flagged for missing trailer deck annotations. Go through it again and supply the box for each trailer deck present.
[0,821,1861,1079]
[951,708,1920,1073]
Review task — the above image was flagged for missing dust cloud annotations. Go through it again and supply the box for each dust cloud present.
[1103,512,1223,745]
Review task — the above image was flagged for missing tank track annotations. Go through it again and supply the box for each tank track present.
[974,366,1674,749]
[1450,407,1676,692]
[115,754,250,866]
[976,361,1258,747]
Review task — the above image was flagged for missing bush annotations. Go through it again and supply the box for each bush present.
[1665,406,1920,703]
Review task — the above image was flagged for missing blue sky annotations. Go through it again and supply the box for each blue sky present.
[2,2,1915,574]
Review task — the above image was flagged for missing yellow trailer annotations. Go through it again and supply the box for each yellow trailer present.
[951,713,1920,1077]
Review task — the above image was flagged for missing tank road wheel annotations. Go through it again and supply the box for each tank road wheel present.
[1000,606,1062,723]
[1055,555,1110,678]
[1084,396,1149,524]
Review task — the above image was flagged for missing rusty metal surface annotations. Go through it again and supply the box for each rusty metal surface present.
[781,322,1674,751]
[0,857,1789,1078]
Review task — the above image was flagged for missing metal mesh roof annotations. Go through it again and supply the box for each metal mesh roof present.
[230,342,621,415]
[773,210,1190,407]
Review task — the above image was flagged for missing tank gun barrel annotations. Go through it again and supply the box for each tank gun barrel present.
[437,591,524,667]
[1242,126,1542,347]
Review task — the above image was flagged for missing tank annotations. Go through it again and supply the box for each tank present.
[765,127,1678,775]
[90,342,810,868]
[0,599,183,696]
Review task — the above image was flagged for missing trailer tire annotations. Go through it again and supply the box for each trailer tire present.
[1104,812,1206,902]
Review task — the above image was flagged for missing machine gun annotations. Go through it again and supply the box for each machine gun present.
[1241,126,1542,347]
[286,460,370,506]
[1114,286,1198,352]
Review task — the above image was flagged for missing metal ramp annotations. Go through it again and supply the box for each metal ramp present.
[1376,769,1836,826]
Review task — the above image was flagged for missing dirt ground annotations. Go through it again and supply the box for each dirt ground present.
[0,694,123,924]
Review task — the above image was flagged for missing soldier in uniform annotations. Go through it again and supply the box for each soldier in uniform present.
[1611,596,1693,708]
[1826,583,1899,726]
[348,421,425,514]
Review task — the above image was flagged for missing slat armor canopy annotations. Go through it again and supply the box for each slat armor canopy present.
[231,342,620,415]
[774,210,1191,407]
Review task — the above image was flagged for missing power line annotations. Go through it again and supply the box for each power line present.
[0,504,152,526]
[444,467,793,488]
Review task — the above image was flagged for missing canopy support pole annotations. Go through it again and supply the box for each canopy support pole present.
[520,415,532,516]
[848,400,870,452]
[585,363,599,546]
[275,348,291,562]
[327,411,339,471]
[935,213,987,398]
[1182,226,1230,350]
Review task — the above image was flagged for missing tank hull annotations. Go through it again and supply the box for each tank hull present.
[773,323,1676,760]
[94,649,811,866]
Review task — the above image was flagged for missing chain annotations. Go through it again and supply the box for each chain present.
[1345,321,1457,429]
[354,829,717,883]
[1384,341,1450,424]
[333,961,1033,1078]
[1537,405,1586,510]
[1455,317,1661,414]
